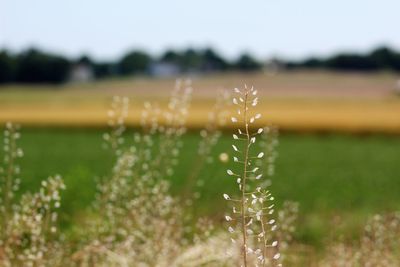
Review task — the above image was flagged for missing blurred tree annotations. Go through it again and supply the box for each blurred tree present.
[15,48,71,84]
[118,50,151,75]
[326,54,379,71]
[93,62,115,79]
[370,47,400,71]
[180,48,203,71]
[160,49,181,63]
[235,53,262,72]
[301,58,325,69]
[0,50,17,83]
[202,48,230,71]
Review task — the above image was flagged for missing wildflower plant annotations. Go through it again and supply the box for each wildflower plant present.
[224,85,281,266]
[0,123,66,267]
[0,123,23,235]
[321,212,400,267]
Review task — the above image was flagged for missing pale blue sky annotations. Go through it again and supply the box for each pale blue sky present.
[1,0,399,60]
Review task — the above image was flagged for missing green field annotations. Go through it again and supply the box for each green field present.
[8,127,400,248]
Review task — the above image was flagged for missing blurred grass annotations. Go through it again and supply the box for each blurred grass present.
[8,127,400,248]
[1,71,400,133]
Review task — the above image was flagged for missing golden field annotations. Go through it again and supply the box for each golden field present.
[1,71,400,133]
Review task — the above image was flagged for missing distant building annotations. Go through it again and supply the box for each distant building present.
[70,63,94,83]
[264,59,284,75]
[149,62,180,78]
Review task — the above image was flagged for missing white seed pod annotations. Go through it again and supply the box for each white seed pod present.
[234,88,240,93]
[233,134,239,139]
[231,117,238,123]
[233,156,239,162]
[257,152,264,158]
[233,98,238,104]
[255,174,262,180]
[255,113,261,119]
[228,226,235,233]
[237,178,241,184]
[272,241,278,247]
[232,145,239,151]
[257,128,263,134]
[223,194,230,200]
[273,253,281,260]
[227,169,234,175]
[250,117,255,123]
[225,215,233,221]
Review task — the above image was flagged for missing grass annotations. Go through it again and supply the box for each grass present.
[10,127,400,247]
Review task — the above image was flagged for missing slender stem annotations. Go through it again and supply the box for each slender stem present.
[260,201,268,267]
[241,90,250,267]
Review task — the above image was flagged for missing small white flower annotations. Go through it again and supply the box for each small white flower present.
[225,215,233,221]
[223,194,230,200]
[273,253,281,260]
[231,117,238,123]
[257,128,263,134]
[257,152,264,158]
[272,241,278,247]
[227,169,234,175]
[228,226,235,233]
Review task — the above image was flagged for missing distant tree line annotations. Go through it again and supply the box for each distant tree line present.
[0,47,261,84]
[286,47,400,72]
[0,46,399,84]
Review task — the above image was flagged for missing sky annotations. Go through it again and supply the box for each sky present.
[1,0,399,61]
